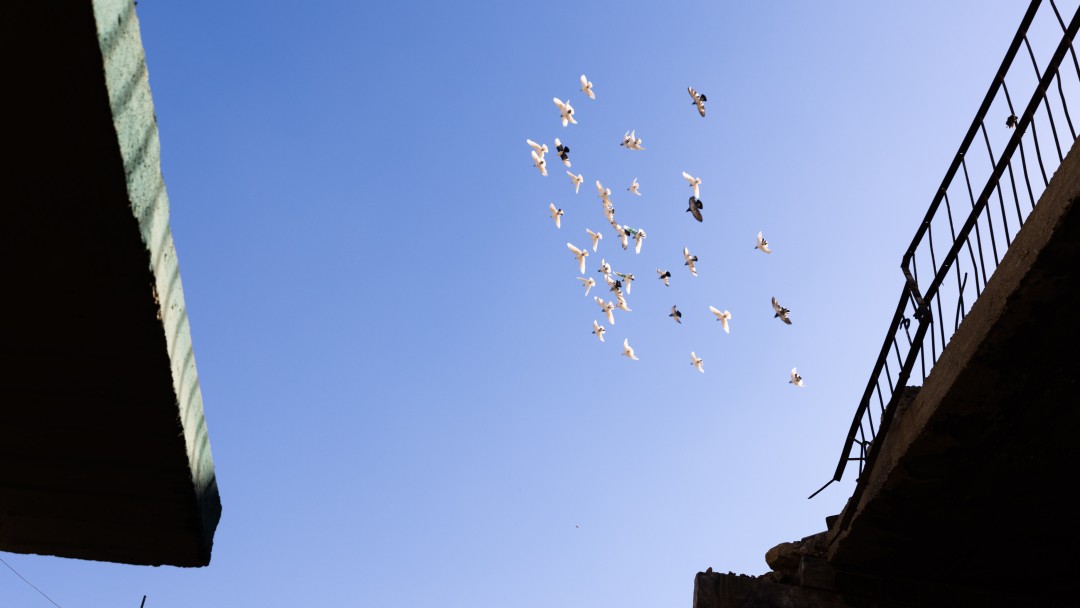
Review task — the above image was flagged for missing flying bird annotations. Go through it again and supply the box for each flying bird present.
[686,196,704,222]
[628,177,641,196]
[613,271,635,293]
[580,74,595,99]
[681,171,701,198]
[619,227,630,250]
[592,319,605,342]
[577,276,595,296]
[622,338,639,360]
[526,138,548,157]
[595,180,612,206]
[567,171,583,193]
[1006,114,1019,129]
[553,97,577,127]
[567,242,589,274]
[586,228,602,252]
[620,130,645,150]
[633,228,646,254]
[656,268,671,286]
[688,86,707,117]
[669,305,683,324]
[771,296,792,325]
[691,352,704,373]
[789,367,805,387]
[709,306,731,333]
[683,247,698,276]
[597,258,611,277]
[755,231,772,254]
[595,296,616,325]
[531,150,547,176]
[549,203,564,228]
[614,293,632,312]
[555,138,571,167]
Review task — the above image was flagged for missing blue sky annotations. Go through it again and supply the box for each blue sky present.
[2,1,1059,606]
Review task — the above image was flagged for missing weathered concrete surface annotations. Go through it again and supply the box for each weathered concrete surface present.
[1,0,220,566]
[821,136,1080,602]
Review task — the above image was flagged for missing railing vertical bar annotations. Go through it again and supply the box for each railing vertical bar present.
[1049,0,1080,85]
[1025,35,1066,161]
[961,158,991,285]
[979,122,1004,262]
[1054,70,1076,139]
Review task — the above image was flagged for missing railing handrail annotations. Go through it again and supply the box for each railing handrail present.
[813,0,1080,500]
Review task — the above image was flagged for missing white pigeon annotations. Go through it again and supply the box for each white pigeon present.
[755,231,772,254]
[619,227,629,250]
[592,319,605,342]
[614,271,634,294]
[614,292,631,312]
[578,276,595,296]
[598,258,611,277]
[586,228,603,252]
[682,171,701,198]
[789,367,805,387]
[633,229,646,254]
[771,296,792,325]
[683,246,698,277]
[708,306,732,334]
[620,130,644,150]
[595,180,612,205]
[531,150,548,176]
[554,97,577,127]
[526,138,548,157]
[567,171,584,193]
[656,268,671,286]
[688,86,707,117]
[580,74,595,100]
[622,338,639,360]
[628,177,641,196]
[595,296,616,325]
[691,352,704,373]
[567,242,589,274]
[549,203,564,228]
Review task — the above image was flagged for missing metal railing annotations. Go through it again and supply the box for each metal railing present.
[811,0,1080,500]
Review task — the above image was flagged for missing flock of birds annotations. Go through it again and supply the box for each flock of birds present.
[527,74,805,387]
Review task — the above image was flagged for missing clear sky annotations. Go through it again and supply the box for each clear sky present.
[2,1,1064,606]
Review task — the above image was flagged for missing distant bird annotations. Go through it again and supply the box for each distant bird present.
[656,268,671,286]
[598,258,611,277]
[1006,113,1019,129]
[614,292,632,312]
[567,171,583,193]
[580,74,595,99]
[592,319,605,342]
[577,276,595,296]
[789,367,805,387]
[771,296,792,325]
[755,231,772,254]
[555,138,571,167]
[526,138,548,157]
[669,305,683,324]
[549,203,564,228]
[620,130,645,150]
[605,273,621,293]
[708,306,731,334]
[633,228,646,254]
[622,338,639,360]
[618,227,630,250]
[613,271,634,293]
[688,86,707,117]
[691,352,704,373]
[595,180,612,206]
[683,247,698,276]
[586,228,603,252]
[531,150,548,176]
[553,97,577,127]
[628,177,641,196]
[595,296,616,325]
[681,171,702,198]
[567,242,589,274]
[686,196,704,222]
